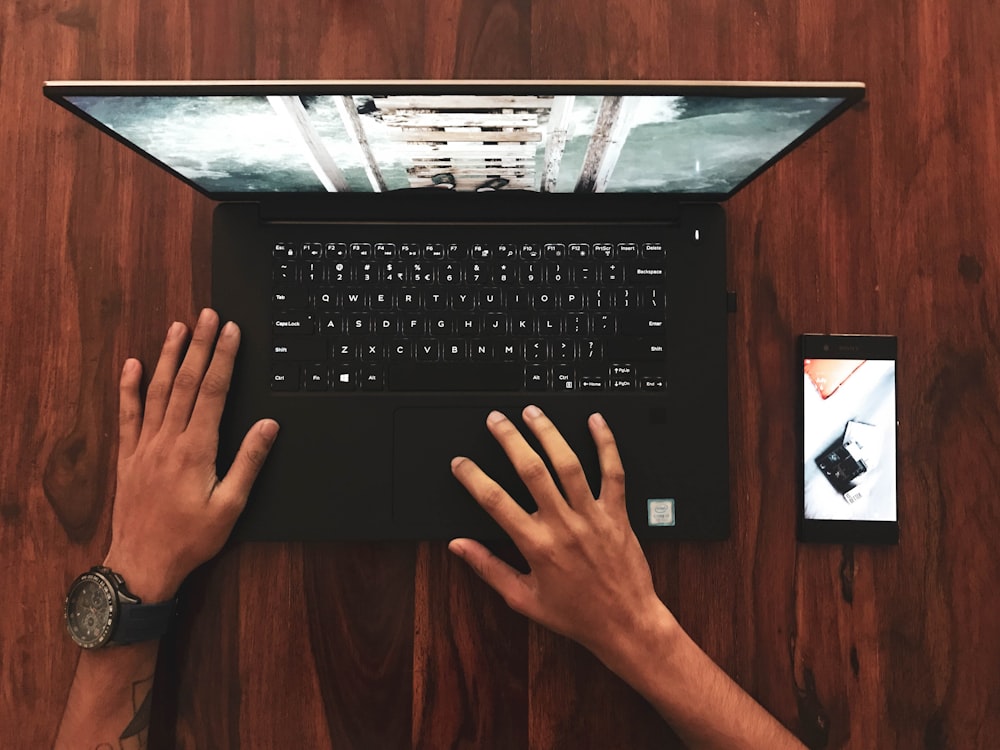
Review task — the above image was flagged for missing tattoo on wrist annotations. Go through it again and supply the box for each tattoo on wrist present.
[116,674,154,748]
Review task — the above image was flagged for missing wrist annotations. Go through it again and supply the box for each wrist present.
[591,599,683,683]
[101,553,180,603]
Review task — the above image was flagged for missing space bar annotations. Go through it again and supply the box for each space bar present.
[389,363,521,391]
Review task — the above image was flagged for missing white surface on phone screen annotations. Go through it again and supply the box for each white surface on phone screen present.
[803,360,897,521]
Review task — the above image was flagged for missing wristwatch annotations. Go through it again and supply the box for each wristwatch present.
[64,566,176,649]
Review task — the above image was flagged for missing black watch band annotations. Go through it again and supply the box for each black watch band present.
[113,598,177,645]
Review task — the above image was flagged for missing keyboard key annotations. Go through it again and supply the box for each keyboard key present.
[331,367,356,391]
[273,261,297,282]
[469,340,492,361]
[606,338,667,360]
[416,340,439,361]
[272,338,326,360]
[359,365,384,390]
[628,264,665,284]
[389,363,521,391]
[389,340,412,360]
[303,363,328,391]
[271,365,299,391]
[619,312,666,335]
[639,366,666,390]
[578,369,604,390]
[553,365,575,391]
[272,287,307,308]
[525,365,547,391]
[272,312,314,334]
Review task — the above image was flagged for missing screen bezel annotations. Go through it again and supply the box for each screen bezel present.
[798,334,899,545]
[43,79,865,203]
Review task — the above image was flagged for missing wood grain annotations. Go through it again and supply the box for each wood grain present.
[2,0,999,748]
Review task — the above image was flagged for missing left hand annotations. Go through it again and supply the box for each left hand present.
[103,308,279,602]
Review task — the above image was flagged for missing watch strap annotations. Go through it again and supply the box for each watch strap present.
[113,599,176,644]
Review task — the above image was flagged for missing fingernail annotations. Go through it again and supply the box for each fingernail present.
[259,420,280,440]
[221,321,239,338]
[590,412,607,429]
[486,410,506,425]
[199,307,214,324]
[448,539,466,557]
[167,321,184,339]
[524,404,543,419]
[122,358,138,375]
[450,456,466,470]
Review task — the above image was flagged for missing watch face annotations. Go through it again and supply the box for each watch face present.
[65,572,117,648]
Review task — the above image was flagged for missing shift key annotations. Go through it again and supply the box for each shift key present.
[606,337,667,360]
[272,337,327,360]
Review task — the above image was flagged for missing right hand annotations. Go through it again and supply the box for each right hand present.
[448,405,673,663]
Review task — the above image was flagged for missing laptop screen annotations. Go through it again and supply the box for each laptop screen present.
[45,81,864,200]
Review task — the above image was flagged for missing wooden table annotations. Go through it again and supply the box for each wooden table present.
[3,1,998,747]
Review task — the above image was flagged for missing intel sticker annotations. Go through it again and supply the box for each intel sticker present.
[647,498,675,526]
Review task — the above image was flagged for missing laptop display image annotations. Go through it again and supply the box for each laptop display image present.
[45,81,865,541]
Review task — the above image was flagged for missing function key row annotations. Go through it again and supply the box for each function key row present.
[273,241,666,261]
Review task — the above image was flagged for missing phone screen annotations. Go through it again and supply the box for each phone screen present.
[800,335,898,543]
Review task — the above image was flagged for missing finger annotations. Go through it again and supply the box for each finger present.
[213,419,280,515]
[589,413,627,509]
[485,410,569,516]
[448,538,535,616]
[142,320,190,433]
[118,358,143,459]
[162,308,220,432]
[521,405,595,512]
[187,320,240,437]
[450,456,534,546]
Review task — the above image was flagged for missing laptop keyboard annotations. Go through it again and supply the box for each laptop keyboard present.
[270,238,667,392]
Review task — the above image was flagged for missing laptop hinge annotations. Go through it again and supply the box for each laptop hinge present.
[252,192,689,225]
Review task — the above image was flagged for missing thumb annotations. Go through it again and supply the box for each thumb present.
[215,419,280,511]
[449,538,533,616]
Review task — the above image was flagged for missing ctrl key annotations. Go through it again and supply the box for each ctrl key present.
[271,364,300,391]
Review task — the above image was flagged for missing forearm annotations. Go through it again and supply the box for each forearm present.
[598,605,805,750]
[55,640,159,749]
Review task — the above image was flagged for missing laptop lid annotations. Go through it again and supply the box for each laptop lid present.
[43,80,865,209]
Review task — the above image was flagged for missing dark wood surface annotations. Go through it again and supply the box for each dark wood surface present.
[2,0,998,747]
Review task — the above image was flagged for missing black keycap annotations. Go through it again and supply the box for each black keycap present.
[619,313,666,336]
[628,264,665,284]
[606,338,667,360]
[272,312,314,334]
[271,365,299,391]
[389,363,521,391]
[272,338,326,360]
[303,364,328,391]
[272,287,308,308]
[525,364,547,391]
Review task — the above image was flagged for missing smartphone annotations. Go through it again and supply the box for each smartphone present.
[799,334,898,544]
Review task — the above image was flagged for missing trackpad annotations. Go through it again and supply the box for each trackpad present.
[392,405,605,539]
[391,407,522,538]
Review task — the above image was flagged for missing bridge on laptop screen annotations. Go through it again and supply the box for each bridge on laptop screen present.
[266,94,640,193]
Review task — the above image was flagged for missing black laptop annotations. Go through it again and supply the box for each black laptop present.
[44,80,865,541]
